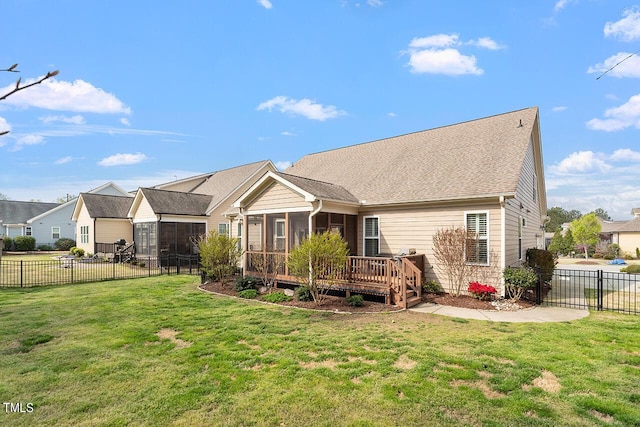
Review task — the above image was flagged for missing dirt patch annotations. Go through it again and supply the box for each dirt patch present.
[589,409,614,423]
[423,293,536,311]
[523,370,560,393]
[157,328,192,349]
[299,359,339,370]
[393,354,417,370]
[450,379,506,399]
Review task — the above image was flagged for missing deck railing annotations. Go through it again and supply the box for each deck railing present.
[245,252,424,306]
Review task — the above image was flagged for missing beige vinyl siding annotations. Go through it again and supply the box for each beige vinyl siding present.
[357,203,503,290]
[618,233,640,256]
[95,219,132,245]
[505,140,543,267]
[245,182,310,212]
[75,204,94,254]
[131,197,156,222]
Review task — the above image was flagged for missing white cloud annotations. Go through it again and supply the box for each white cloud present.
[0,78,131,114]
[586,94,640,131]
[40,114,86,125]
[257,96,347,121]
[120,117,131,126]
[587,52,640,79]
[0,116,11,134]
[551,106,567,112]
[604,7,640,41]
[367,0,383,6]
[548,151,611,175]
[467,37,505,50]
[281,131,296,136]
[257,0,272,9]
[55,156,73,165]
[404,33,501,76]
[553,0,577,12]
[275,160,292,171]
[610,148,640,162]
[406,48,483,76]
[387,112,397,117]
[98,152,147,167]
[10,134,46,152]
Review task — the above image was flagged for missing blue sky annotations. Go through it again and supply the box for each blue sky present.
[1,1,639,220]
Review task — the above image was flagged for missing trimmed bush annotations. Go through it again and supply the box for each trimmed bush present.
[235,276,260,292]
[1,236,12,251]
[422,279,444,294]
[262,292,292,303]
[55,238,76,251]
[294,285,313,302]
[620,265,640,274]
[37,244,54,251]
[525,248,556,283]
[346,294,364,307]
[69,247,85,257]
[13,236,36,251]
[503,267,538,302]
[238,289,259,299]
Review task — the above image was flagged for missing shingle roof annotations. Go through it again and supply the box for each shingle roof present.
[0,200,60,224]
[285,107,540,205]
[189,160,272,211]
[600,220,628,233]
[140,188,211,216]
[274,172,359,203]
[80,193,133,218]
[616,217,640,233]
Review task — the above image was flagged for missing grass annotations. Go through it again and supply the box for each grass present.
[0,277,639,426]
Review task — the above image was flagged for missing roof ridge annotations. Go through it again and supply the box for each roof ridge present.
[293,106,538,159]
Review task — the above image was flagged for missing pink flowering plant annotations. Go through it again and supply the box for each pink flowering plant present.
[467,281,497,301]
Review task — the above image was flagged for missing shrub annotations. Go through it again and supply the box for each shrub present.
[69,247,85,257]
[503,267,538,302]
[238,289,259,299]
[294,285,313,302]
[37,244,53,251]
[624,254,634,260]
[55,238,76,251]
[606,243,621,259]
[235,276,260,292]
[346,294,364,307]
[138,261,146,268]
[525,248,556,283]
[262,291,292,303]
[13,236,36,251]
[1,236,12,251]
[636,248,640,259]
[467,282,497,301]
[422,279,444,294]
[620,265,640,274]
[196,231,242,283]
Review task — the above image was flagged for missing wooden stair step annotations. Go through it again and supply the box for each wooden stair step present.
[406,295,422,308]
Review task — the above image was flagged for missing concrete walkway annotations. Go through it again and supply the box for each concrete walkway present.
[409,303,590,323]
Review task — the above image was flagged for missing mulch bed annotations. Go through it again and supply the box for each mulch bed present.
[199,280,537,313]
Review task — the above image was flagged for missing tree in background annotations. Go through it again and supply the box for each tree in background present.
[545,207,582,232]
[0,193,7,200]
[570,213,601,259]
[287,231,349,306]
[591,208,612,221]
[548,228,576,256]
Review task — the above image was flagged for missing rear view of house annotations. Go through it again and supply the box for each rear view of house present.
[234,107,547,303]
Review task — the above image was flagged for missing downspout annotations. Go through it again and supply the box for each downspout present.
[307,200,323,287]
[499,196,506,297]
[238,207,246,274]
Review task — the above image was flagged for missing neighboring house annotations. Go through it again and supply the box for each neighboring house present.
[600,209,640,256]
[127,160,276,257]
[0,200,60,246]
[71,193,135,255]
[26,182,130,248]
[234,107,547,304]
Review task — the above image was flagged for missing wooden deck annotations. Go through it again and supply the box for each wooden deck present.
[245,253,424,308]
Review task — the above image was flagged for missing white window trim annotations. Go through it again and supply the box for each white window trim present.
[363,216,380,257]
[80,225,89,244]
[218,223,229,236]
[51,226,61,240]
[464,210,490,266]
[25,226,32,236]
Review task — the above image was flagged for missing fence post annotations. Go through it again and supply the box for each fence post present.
[20,260,23,288]
[535,266,542,305]
[597,269,603,311]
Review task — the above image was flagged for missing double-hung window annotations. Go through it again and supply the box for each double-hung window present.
[466,212,488,264]
[80,226,89,244]
[51,226,61,240]
[364,216,380,257]
[218,223,229,237]
[25,226,32,236]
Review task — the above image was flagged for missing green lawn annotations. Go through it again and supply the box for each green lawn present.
[1,277,639,426]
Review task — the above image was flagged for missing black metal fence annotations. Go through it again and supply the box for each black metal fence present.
[0,254,201,288]
[535,268,639,315]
